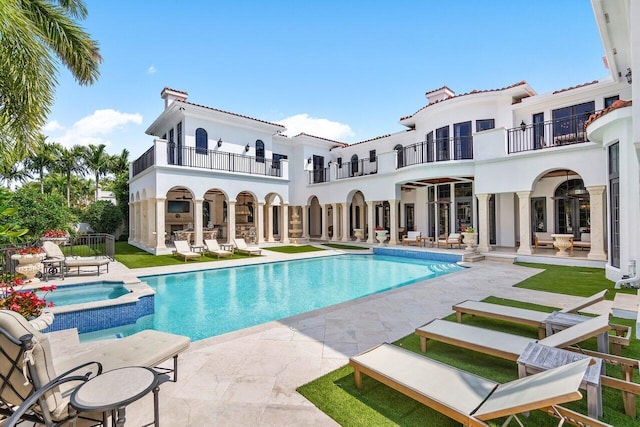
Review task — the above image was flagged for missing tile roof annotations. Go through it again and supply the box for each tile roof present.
[180,100,286,129]
[425,85,454,96]
[584,99,632,128]
[400,81,529,121]
[292,133,348,146]
[552,80,599,94]
[162,87,188,96]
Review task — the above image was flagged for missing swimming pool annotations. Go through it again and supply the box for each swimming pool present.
[40,282,130,306]
[82,254,463,341]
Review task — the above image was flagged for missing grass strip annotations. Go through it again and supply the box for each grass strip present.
[114,242,252,268]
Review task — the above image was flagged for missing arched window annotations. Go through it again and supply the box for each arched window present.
[350,155,359,176]
[554,177,589,239]
[394,144,404,168]
[256,139,265,163]
[195,128,208,154]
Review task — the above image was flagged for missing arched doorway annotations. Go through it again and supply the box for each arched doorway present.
[554,177,590,240]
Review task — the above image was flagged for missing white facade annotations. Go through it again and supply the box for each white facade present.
[129,0,637,281]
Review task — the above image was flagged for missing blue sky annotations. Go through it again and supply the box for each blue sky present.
[44,1,607,159]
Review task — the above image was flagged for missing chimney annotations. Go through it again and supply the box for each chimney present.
[160,87,188,109]
[425,86,455,104]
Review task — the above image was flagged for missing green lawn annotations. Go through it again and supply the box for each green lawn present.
[298,263,640,426]
[114,242,253,268]
[262,245,325,254]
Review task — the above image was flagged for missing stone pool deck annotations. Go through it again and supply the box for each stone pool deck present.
[47,247,612,426]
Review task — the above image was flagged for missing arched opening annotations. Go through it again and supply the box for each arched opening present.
[350,154,359,176]
[394,144,404,168]
[195,128,208,154]
[553,176,589,240]
[255,139,265,163]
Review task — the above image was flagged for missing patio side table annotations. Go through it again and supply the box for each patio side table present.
[71,366,160,427]
[42,258,65,281]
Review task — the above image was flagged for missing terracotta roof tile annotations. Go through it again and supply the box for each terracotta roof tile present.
[552,80,599,94]
[162,87,188,96]
[180,100,285,129]
[585,99,632,128]
[425,85,454,96]
[293,133,348,146]
[400,81,529,121]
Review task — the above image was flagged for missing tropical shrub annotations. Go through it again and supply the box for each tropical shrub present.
[82,200,123,234]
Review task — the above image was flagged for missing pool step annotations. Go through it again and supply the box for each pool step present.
[462,253,485,262]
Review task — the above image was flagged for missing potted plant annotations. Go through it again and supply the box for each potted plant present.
[11,247,46,282]
[0,275,56,322]
[374,226,388,246]
[461,227,477,251]
[41,229,69,246]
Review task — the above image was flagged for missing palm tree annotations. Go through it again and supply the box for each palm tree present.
[25,134,59,193]
[81,144,111,202]
[0,145,31,189]
[0,0,101,146]
[53,144,86,207]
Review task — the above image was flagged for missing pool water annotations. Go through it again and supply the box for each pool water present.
[81,254,463,342]
[40,282,130,306]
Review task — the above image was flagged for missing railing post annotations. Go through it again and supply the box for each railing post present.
[154,139,168,167]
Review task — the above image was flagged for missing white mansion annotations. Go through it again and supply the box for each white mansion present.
[129,0,638,282]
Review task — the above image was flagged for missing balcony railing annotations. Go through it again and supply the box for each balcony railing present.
[337,158,378,179]
[132,146,154,177]
[308,168,330,184]
[399,136,473,168]
[507,112,597,154]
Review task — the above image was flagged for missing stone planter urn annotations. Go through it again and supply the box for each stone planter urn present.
[551,233,574,257]
[353,228,365,242]
[462,232,477,252]
[375,230,388,246]
[11,253,46,282]
[40,236,68,246]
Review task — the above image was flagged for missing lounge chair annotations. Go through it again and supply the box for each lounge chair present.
[401,231,421,246]
[452,290,627,343]
[233,238,261,256]
[437,233,462,249]
[173,240,201,261]
[42,241,110,276]
[0,310,190,425]
[204,239,233,258]
[350,343,608,427]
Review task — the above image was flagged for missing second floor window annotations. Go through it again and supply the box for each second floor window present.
[394,144,404,168]
[195,128,208,154]
[256,140,265,163]
[351,154,359,174]
[604,95,619,108]
[337,157,342,168]
[476,119,495,132]
[369,150,376,162]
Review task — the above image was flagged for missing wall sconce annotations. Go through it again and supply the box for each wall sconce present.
[626,68,632,84]
[520,120,527,132]
[217,138,222,147]
[245,143,250,152]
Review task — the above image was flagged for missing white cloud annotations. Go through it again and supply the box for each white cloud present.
[277,114,354,141]
[42,120,64,132]
[147,65,157,74]
[48,109,143,148]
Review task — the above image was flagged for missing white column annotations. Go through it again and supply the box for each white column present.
[146,198,155,247]
[476,193,492,253]
[155,197,167,250]
[140,201,148,245]
[267,204,274,242]
[128,202,134,243]
[257,201,265,244]
[320,205,327,240]
[517,191,533,255]
[193,198,203,246]
[282,203,290,243]
[228,200,236,243]
[389,199,398,245]
[587,186,607,260]
[301,205,309,238]
[133,201,140,243]
[366,201,375,244]
[331,203,339,241]
[341,202,350,242]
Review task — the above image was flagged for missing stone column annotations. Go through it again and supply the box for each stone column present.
[193,198,203,246]
[155,197,167,251]
[133,201,140,243]
[267,204,274,242]
[366,201,375,244]
[516,191,533,255]
[301,205,309,239]
[257,201,265,243]
[587,186,607,260]
[341,202,350,242]
[140,201,148,246]
[389,199,398,245]
[282,203,290,243]
[228,200,236,243]
[476,193,492,253]
[146,198,155,247]
[331,203,339,241]
[128,201,134,243]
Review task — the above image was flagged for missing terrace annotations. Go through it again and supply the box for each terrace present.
[398,136,473,168]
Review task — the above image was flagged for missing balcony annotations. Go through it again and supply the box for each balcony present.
[399,136,473,168]
[507,112,597,154]
[337,158,378,179]
[308,168,330,184]
[131,141,287,178]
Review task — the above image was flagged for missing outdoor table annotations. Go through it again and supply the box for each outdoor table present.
[517,342,603,418]
[190,244,205,253]
[71,366,160,427]
[545,311,610,353]
[220,243,235,252]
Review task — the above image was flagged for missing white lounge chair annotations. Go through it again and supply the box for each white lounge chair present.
[437,233,462,249]
[401,231,421,246]
[0,310,190,425]
[204,239,233,258]
[233,238,261,256]
[173,240,201,262]
[42,241,110,276]
[350,343,607,427]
